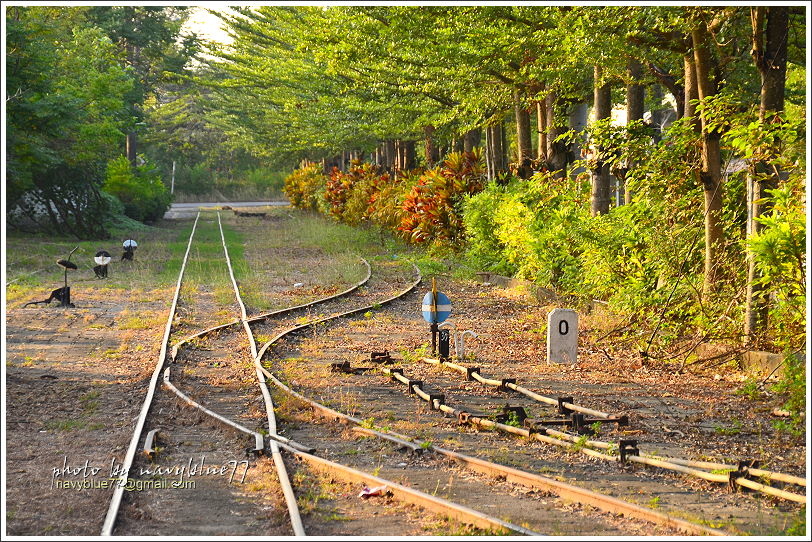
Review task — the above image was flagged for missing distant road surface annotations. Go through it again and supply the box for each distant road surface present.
[164,200,289,219]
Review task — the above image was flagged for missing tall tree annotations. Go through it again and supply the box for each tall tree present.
[591,65,612,216]
[691,11,726,297]
[6,7,134,237]
[86,6,194,164]
[744,6,789,341]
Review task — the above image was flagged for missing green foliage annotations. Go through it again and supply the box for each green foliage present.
[747,176,806,349]
[769,352,806,437]
[103,156,171,223]
[284,164,328,211]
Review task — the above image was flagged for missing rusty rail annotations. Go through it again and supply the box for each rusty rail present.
[248,266,731,535]
[383,364,807,505]
[217,212,305,535]
[102,213,201,536]
[256,365,726,535]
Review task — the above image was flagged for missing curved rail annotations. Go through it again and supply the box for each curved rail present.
[248,267,728,536]
[217,212,305,535]
[213,221,550,533]
[101,213,201,536]
[256,262,422,361]
[168,257,372,358]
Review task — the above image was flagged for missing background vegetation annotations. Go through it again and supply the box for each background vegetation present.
[5,5,807,428]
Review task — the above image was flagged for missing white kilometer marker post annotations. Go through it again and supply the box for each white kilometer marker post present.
[547,308,578,364]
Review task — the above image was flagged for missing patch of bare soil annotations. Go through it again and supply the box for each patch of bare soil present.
[5,295,168,535]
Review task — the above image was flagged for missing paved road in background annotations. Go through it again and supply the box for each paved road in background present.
[164,200,289,219]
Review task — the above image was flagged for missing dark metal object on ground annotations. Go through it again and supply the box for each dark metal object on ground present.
[619,439,640,463]
[94,250,111,278]
[494,405,528,425]
[438,329,450,361]
[330,361,372,374]
[26,247,78,308]
[23,287,72,308]
[370,351,393,364]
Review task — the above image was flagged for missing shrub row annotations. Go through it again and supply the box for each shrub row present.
[284,150,486,247]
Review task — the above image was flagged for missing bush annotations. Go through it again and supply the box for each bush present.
[284,163,327,210]
[175,163,215,195]
[103,156,171,223]
[399,150,485,246]
[747,174,806,350]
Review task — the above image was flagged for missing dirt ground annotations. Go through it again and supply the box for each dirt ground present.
[4,211,807,536]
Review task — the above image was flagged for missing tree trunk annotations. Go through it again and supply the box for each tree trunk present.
[626,58,645,124]
[692,20,724,298]
[623,58,645,204]
[567,102,588,175]
[487,120,507,176]
[463,128,481,152]
[546,92,567,178]
[536,100,547,163]
[384,140,395,171]
[424,125,438,167]
[514,89,532,163]
[126,132,137,166]
[745,6,788,341]
[403,140,416,170]
[683,53,700,127]
[591,65,612,217]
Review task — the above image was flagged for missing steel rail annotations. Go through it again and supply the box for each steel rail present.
[385,365,807,505]
[101,212,201,536]
[257,359,726,535]
[226,256,550,533]
[217,212,305,536]
[284,445,541,536]
[166,258,372,359]
[162,366,265,453]
[256,262,422,361]
[248,271,727,536]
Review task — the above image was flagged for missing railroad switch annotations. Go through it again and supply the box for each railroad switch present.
[557,397,574,415]
[618,439,639,463]
[465,367,480,381]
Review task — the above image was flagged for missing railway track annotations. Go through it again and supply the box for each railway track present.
[101,212,537,535]
[102,210,802,536]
